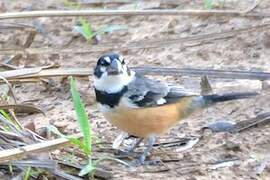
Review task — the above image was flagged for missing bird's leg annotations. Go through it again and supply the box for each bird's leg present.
[133,135,160,166]
[125,137,143,153]
[113,132,143,157]
[112,132,129,149]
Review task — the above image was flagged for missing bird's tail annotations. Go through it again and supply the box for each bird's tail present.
[175,91,258,120]
[202,92,258,106]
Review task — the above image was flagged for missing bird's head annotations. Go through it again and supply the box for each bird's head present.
[93,53,135,93]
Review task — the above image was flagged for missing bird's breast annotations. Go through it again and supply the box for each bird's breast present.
[101,97,196,138]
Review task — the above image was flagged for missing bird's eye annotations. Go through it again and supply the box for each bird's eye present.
[100,61,109,66]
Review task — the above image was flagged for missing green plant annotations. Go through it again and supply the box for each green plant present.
[70,77,92,156]
[69,76,94,176]
[48,77,130,176]
[204,0,225,9]
[23,167,31,180]
[204,0,213,9]
[63,0,127,42]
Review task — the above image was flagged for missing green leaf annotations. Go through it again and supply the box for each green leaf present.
[23,167,31,180]
[77,18,95,41]
[46,124,91,153]
[69,77,92,155]
[79,159,95,176]
[204,0,213,9]
[0,109,12,121]
[46,124,66,138]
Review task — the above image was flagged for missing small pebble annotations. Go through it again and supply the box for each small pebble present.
[204,119,236,133]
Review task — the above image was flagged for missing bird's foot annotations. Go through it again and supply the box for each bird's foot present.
[114,137,143,158]
[131,155,161,166]
[114,149,137,158]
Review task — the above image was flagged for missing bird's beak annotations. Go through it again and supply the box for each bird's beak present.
[107,59,122,75]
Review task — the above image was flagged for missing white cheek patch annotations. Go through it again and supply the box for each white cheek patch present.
[100,66,106,72]
[104,56,111,63]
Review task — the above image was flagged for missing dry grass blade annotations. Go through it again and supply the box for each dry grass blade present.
[0,113,21,134]
[0,10,269,20]
[80,0,185,5]
[0,67,42,79]
[133,67,270,80]
[2,67,270,82]
[0,130,23,140]
[0,78,41,83]
[0,23,35,30]
[0,68,89,80]
[59,161,113,179]
[2,159,57,169]
[0,76,17,103]
[200,76,213,95]
[0,133,83,162]
[0,104,44,115]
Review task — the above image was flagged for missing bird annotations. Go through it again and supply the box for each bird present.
[93,52,258,165]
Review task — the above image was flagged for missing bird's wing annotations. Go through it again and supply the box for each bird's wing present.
[124,74,198,107]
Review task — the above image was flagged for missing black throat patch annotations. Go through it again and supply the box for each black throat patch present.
[95,86,128,108]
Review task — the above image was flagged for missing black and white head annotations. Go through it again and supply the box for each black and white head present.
[93,53,135,93]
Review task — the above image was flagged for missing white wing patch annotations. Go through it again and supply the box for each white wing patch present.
[156,98,166,105]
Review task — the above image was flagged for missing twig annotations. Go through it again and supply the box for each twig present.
[23,30,36,48]
[1,67,270,81]
[234,112,270,132]
[0,9,269,20]
[0,133,83,162]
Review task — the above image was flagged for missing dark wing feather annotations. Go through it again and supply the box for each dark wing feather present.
[125,74,169,107]
[124,75,200,107]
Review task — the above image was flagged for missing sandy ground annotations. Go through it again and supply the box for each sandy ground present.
[1,0,270,179]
